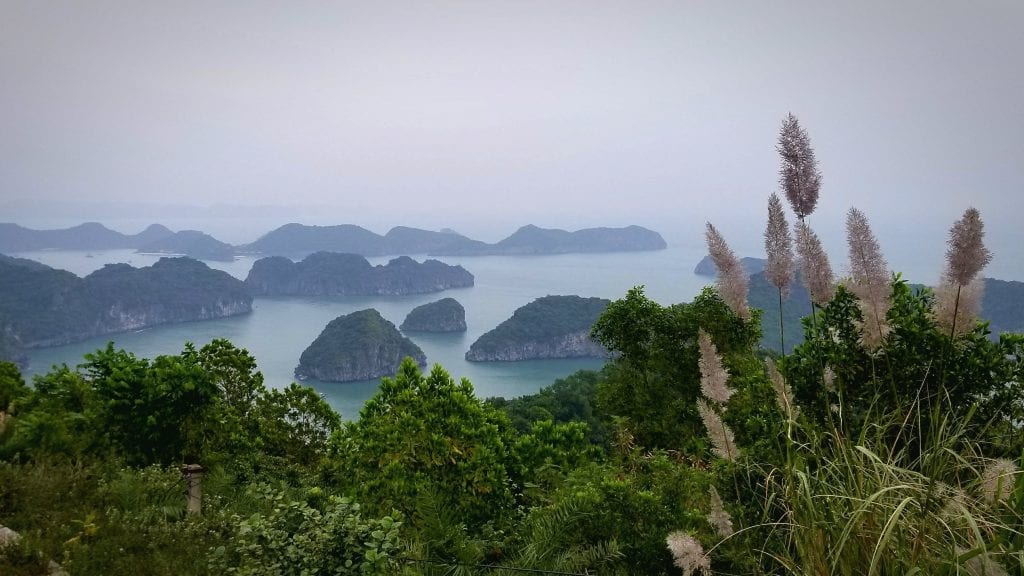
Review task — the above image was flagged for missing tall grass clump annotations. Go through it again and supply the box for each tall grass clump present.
[664,115,1024,576]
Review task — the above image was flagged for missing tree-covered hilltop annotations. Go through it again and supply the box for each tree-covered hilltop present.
[0,222,174,252]
[0,255,251,351]
[136,230,236,262]
[466,295,610,361]
[438,224,667,255]
[295,309,426,382]
[245,252,474,296]
[400,297,467,332]
[240,222,667,257]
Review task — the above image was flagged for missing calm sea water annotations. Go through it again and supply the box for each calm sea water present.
[14,246,710,419]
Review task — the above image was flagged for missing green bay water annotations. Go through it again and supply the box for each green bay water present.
[16,245,711,419]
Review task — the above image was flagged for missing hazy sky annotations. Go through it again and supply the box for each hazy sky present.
[2,1,1022,264]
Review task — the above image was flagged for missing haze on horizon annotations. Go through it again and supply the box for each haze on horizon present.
[2,1,1023,271]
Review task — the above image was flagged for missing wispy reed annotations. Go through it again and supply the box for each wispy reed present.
[845,208,891,349]
[705,222,750,320]
[935,208,993,337]
[766,358,798,419]
[665,532,711,576]
[980,458,1018,505]
[698,399,737,462]
[707,486,733,538]
[777,113,822,220]
[945,208,993,286]
[765,193,795,295]
[934,277,984,337]
[795,221,835,306]
[698,329,732,405]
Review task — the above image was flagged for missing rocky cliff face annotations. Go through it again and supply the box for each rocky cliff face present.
[246,252,474,296]
[295,309,427,382]
[400,298,467,332]
[465,328,606,361]
[0,256,252,349]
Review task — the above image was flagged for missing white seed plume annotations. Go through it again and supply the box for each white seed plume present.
[707,486,733,538]
[981,458,1018,505]
[764,193,795,297]
[666,532,711,576]
[698,399,738,462]
[766,358,798,419]
[698,329,732,405]
[795,221,835,306]
[705,222,750,321]
[845,208,891,349]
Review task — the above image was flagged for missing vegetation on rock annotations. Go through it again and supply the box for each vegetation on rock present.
[400,298,467,332]
[466,295,610,361]
[295,309,426,382]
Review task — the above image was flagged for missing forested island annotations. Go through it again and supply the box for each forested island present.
[465,295,610,361]
[295,309,426,382]
[2,221,667,262]
[244,252,474,296]
[0,254,251,357]
[400,298,467,332]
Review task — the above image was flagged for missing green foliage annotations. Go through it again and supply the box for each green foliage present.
[512,452,714,575]
[254,383,342,473]
[331,359,514,527]
[785,279,1024,451]
[209,486,402,576]
[757,397,1024,575]
[2,339,341,475]
[488,369,611,446]
[0,361,28,411]
[592,286,767,453]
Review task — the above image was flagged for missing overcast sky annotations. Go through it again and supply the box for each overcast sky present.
[2,1,1022,271]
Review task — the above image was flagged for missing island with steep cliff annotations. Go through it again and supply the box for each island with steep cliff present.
[400,298,467,332]
[245,252,474,296]
[465,295,611,361]
[0,254,252,353]
[295,309,427,382]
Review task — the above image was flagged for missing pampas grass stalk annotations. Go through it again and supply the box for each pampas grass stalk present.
[705,222,750,321]
[777,113,822,221]
[698,329,733,406]
[845,208,891,350]
[765,193,795,354]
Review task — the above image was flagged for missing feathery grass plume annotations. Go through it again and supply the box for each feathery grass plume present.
[697,399,737,462]
[959,546,1011,576]
[698,329,732,405]
[665,532,711,576]
[935,208,993,337]
[795,221,835,305]
[707,486,733,538]
[946,207,993,286]
[705,222,750,320]
[777,113,822,220]
[934,276,984,337]
[766,358,798,419]
[845,208,891,349]
[980,458,1019,505]
[764,193,795,295]
[822,365,836,393]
